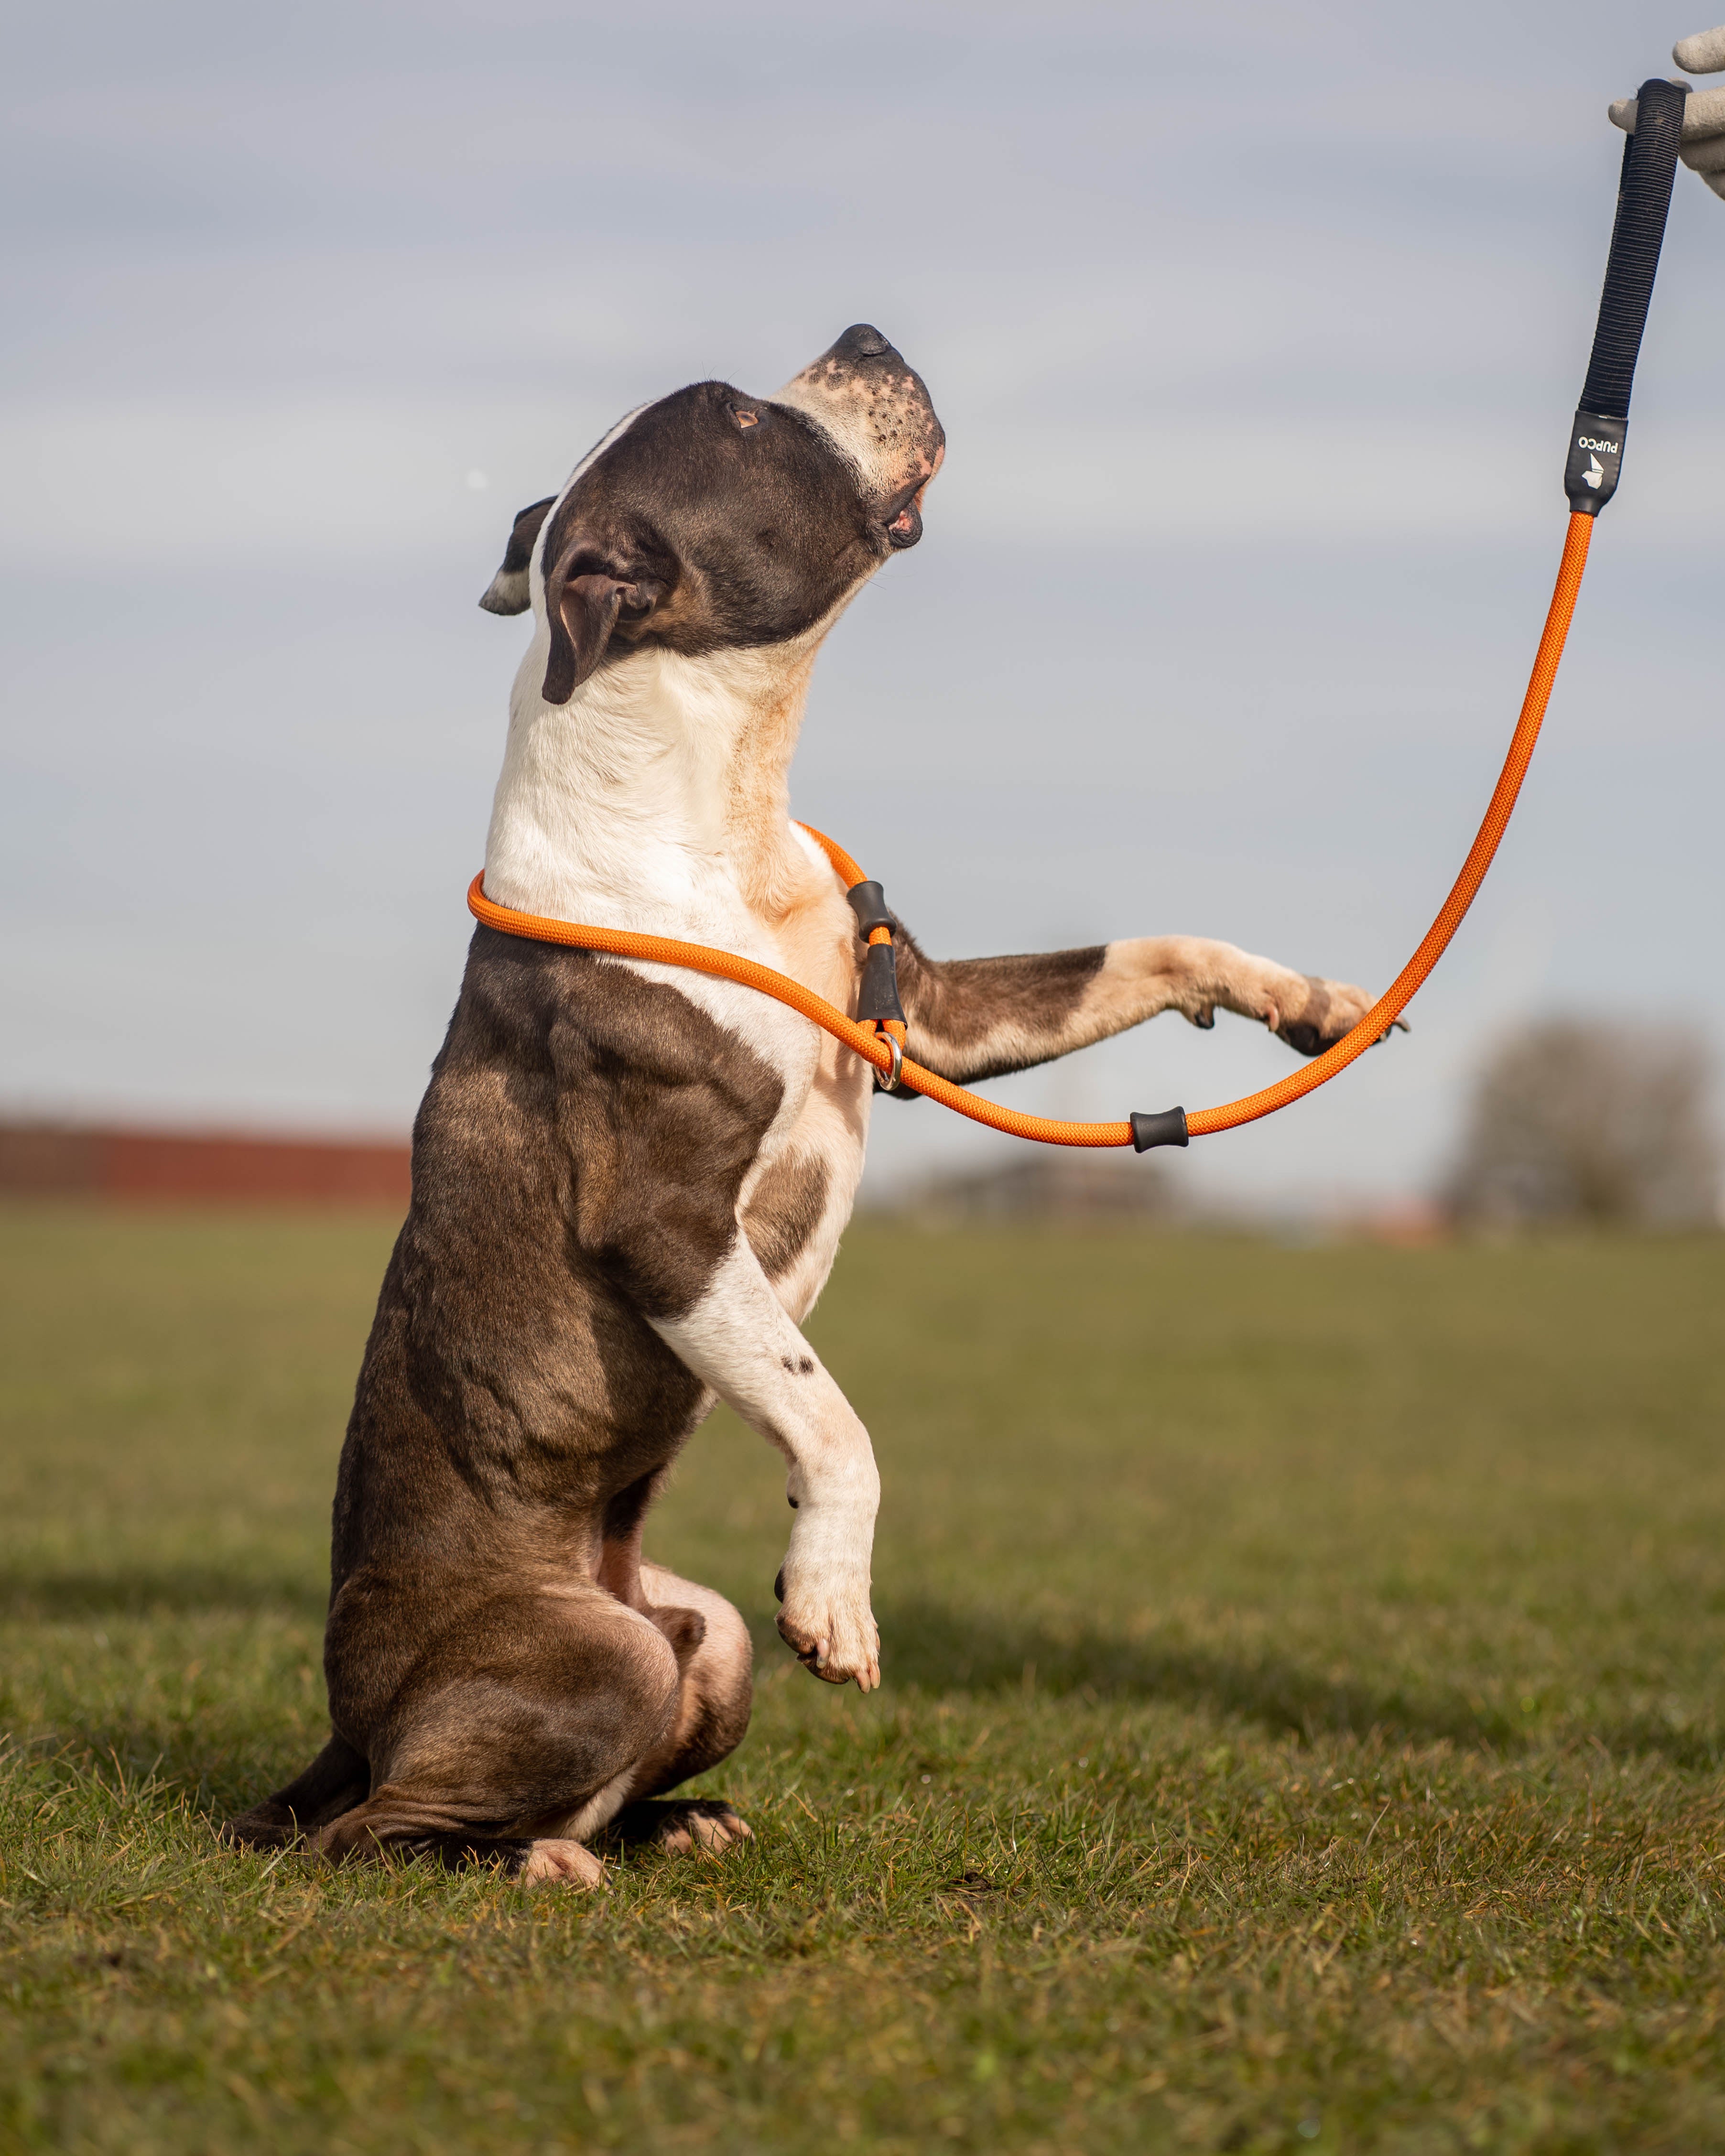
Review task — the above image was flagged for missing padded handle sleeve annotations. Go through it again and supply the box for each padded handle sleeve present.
[1565,77,1686,513]
[1577,76,1686,419]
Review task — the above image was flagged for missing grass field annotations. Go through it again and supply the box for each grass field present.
[3,1204,1725,2154]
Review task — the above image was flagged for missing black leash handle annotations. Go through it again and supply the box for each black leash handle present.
[1566,76,1687,513]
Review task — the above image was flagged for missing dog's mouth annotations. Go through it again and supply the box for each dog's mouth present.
[880,465,937,551]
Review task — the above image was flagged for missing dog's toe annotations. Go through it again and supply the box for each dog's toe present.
[519,1838,606,1888]
[684,1804,752,1853]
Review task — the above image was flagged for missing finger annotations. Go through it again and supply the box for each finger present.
[1689,133,1725,172]
[1673,25,1725,73]
[1682,80,1725,139]
[1609,80,1725,141]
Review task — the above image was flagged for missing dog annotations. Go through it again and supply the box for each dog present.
[228,325,1380,1885]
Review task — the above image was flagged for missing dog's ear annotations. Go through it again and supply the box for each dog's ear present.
[540,530,669,705]
[477,496,557,616]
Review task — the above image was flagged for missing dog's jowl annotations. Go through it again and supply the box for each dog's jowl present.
[228,326,1379,1883]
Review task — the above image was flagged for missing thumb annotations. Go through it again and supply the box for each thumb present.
[1672,25,1725,73]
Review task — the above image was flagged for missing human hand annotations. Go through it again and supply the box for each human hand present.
[1610,28,1725,197]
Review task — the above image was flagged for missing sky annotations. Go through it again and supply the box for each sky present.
[3,0,1721,1208]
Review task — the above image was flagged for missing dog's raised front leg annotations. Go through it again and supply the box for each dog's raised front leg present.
[894,931,1384,1084]
[651,1239,880,1691]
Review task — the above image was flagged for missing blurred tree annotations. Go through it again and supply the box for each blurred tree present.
[1443,1019,1721,1228]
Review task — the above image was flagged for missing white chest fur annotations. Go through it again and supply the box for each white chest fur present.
[483,635,874,1323]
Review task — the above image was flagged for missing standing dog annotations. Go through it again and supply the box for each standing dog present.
[230,326,1379,1885]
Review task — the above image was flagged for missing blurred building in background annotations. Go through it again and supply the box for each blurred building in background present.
[893,1149,1178,1224]
[0,1121,411,1206]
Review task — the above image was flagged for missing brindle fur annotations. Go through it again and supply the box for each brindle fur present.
[229,931,782,1861]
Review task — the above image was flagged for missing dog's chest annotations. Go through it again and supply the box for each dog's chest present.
[740,1027,871,1322]
[636,880,871,1325]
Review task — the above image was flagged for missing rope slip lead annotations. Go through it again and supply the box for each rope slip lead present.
[467,80,1687,1155]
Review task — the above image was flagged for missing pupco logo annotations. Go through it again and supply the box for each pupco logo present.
[1577,435,1620,454]
[1583,457,1606,489]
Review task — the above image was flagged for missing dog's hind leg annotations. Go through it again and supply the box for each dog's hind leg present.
[606,1562,755,1856]
[314,1580,683,1886]
[225,1733,369,1849]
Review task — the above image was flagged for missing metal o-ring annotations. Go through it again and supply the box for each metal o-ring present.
[873,1028,903,1093]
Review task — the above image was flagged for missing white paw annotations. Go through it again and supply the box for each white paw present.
[520,1838,606,1888]
[775,1564,881,1690]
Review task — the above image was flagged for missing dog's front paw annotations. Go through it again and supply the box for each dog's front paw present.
[1264,974,1394,1058]
[607,1799,753,1857]
[774,1560,880,1691]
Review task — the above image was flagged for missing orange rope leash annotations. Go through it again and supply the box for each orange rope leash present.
[465,844,1131,1147]
[467,512,1593,1149]
[1191,509,1593,1134]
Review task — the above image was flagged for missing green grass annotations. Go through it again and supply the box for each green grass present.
[3,1204,1725,2154]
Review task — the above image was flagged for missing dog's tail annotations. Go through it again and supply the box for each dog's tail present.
[224,1733,369,1850]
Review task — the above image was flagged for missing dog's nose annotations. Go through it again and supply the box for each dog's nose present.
[830,324,894,363]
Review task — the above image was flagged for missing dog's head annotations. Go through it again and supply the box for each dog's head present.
[479,325,944,707]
